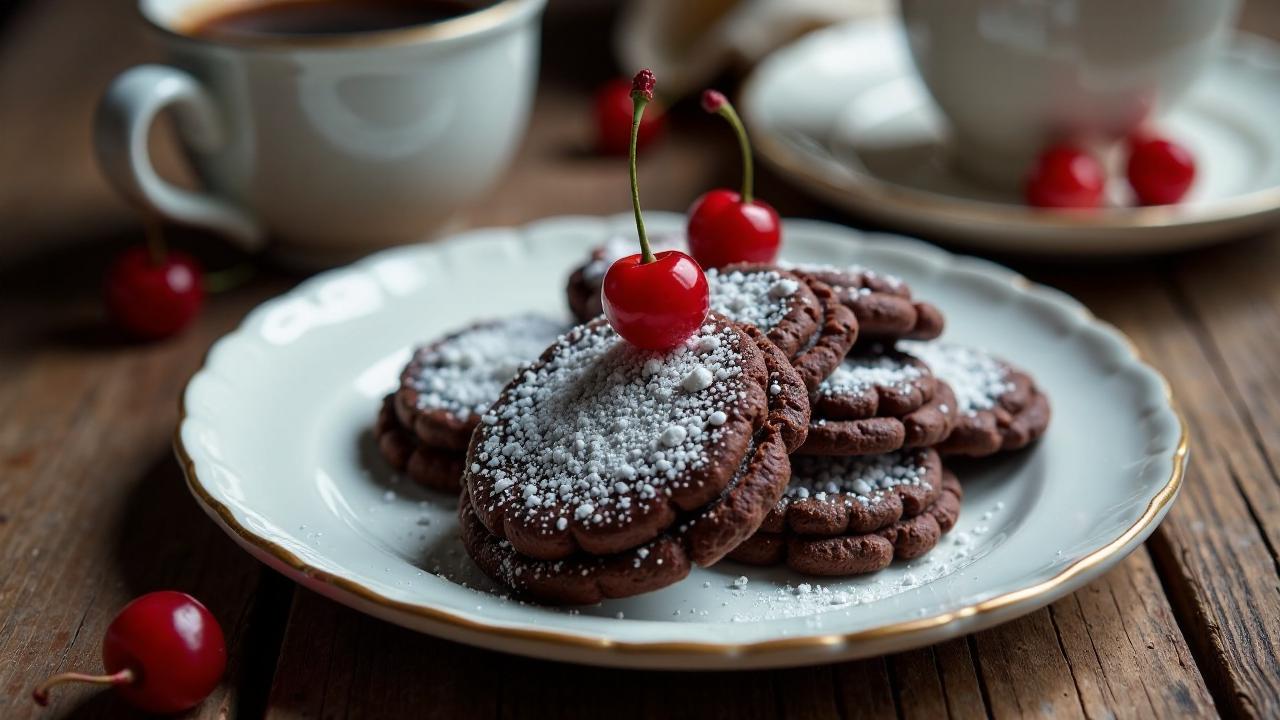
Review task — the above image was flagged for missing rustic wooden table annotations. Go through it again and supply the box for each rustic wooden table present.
[2,1,1278,717]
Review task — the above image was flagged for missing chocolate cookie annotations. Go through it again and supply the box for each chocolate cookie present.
[788,264,944,342]
[459,487,692,605]
[463,314,807,564]
[788,278,860,391]
[393,315,568,451]
[798,350,957,456]
[728,458,963,577]
[703,265,823,359]
[460,320,808,604]
[900,342,1051,457]
[375,395,465,493]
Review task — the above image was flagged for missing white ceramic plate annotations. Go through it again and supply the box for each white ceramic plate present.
[176,213,1186,669]
[741,19,1280,256]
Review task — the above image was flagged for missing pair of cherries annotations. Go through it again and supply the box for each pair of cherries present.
[602,70,780,351]
[1025,135,1197,209]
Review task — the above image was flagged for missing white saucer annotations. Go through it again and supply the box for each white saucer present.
[176,213,1185,669]
[742,19,1280,256]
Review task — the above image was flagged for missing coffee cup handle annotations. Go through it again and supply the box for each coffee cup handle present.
[94,65,266,252]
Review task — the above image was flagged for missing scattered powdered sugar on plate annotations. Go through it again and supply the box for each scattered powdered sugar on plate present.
[817,354,924,398]
[706,267,804,334]
[723,496,1005,622]
[725,536,988,622]
[900,341,1013,415]
[405,315,567,419]
[784,451,933,508]
[471,319,751,534]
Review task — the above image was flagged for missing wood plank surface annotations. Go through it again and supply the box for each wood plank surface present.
[0,0,1277,718]
[1060,267,1280,719]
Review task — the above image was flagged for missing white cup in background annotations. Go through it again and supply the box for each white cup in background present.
[899,0,1240,189]
[95,0,547,268]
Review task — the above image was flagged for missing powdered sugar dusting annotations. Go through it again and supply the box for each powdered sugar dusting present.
[900,342,1013,415]
[706,267,804,334]
[784,451,932,508]
[406,315,567,419]
[471,319,752,535]
[818,354,924,398]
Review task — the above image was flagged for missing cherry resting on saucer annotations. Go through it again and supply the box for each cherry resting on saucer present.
[32,591,226,714]
[594,77,665,155]
[1024,144,1106,209]
[602,69,710,350]
[1127,134,1196,205]
[686,89,781,268]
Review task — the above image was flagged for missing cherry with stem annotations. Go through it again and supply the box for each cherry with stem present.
[105,216,206,340]
[602,69,710,351]
[32,591,226,714]
[686,89,781,268]
[594,77,665,155]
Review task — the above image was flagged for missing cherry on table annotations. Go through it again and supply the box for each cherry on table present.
[687,89,781,268]
[105,244,205,340]
[1127,134,1196,205]
[602,69,710,350]
[1024,144,1106,209]
[594,77,665,156]
[32,590,226,714]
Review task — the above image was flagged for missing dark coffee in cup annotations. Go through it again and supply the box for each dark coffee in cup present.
[187,0,492,39]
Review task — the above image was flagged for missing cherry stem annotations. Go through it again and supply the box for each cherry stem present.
[204,261,257,294]
[32,668,135,706]
[712,99,754,204]
[629,91,653,264]
[143,214,167,266]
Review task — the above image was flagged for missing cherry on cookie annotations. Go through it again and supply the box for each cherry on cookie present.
[601,69,710,350]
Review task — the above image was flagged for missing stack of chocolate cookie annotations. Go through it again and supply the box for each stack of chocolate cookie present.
[375,239,1051,603]
[724,263,1051,576]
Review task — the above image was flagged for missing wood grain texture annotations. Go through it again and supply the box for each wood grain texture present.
[1061,268,1280,719]
[0,0,1278,717]
[0,259,292,719]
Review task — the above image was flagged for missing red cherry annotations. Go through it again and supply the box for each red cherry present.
[1127,136,1196,205]
[603,250,711,350]
[33,591,226,714]
[602,69,710,350]
[594,77,665,155]
[687,90,780,267]
[105,245,205,340]
[1024,144,1106,209]
[688,189,781,268]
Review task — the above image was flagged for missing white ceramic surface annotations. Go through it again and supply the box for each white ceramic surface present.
[899,0,1238,187]
[742,19,1280,256]
[177,213,1186,669]
[94,0,546,266]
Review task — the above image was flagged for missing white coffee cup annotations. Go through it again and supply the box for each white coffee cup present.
[899,0,1239,188]
[95,0,546,267]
